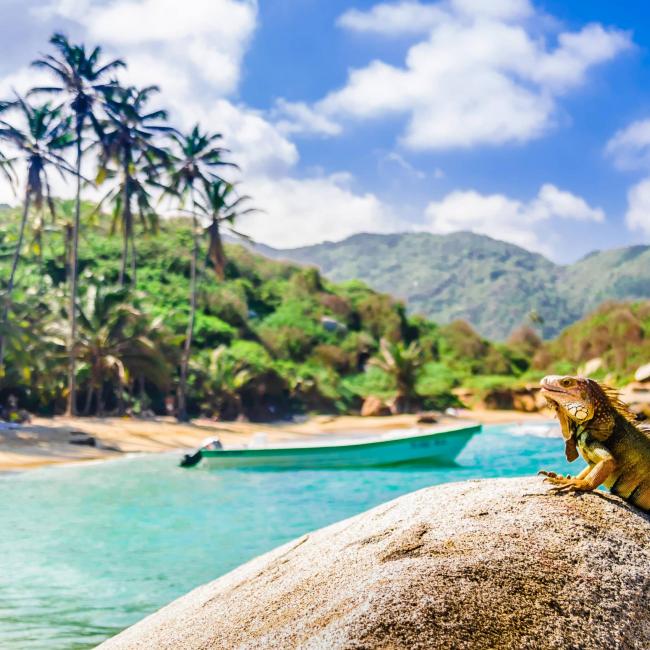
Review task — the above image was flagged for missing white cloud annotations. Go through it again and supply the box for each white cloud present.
[424,184,605,253]
[337,0,533,37]
[86,0,255,45]
[530,183,605,222]
[625,178,650,237]
[34,0,294,178]
[240,174,396,248]
[31,0,91,19]
[605,118,650,170]
[24,0,399,251]
[272,99,342,137]
[337,1,447,36]
[381,152,427,179]
[43,0,257,97]
[187,99,299,177]
[450,0,532,21]
[317,2,631,150]
[0,67,51,98]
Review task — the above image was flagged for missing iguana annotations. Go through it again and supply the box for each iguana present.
[538,374,650,511]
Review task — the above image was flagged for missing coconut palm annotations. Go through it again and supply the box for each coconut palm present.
[0,98,75,369]
[96,84,171,286]
[194,346,252,419]
[0,104,16,188]
[1,282,64,404]
[369,338,424,413]
[164,125,235,421]
[196,180,256,279]
[32,32,125,416]
[48,284,172,415]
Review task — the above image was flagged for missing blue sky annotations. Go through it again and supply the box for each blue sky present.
[3,0,650,262]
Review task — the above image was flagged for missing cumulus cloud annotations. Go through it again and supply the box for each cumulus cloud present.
[183,99,300,177]
[450,0,533,21]
[18,0,399,250]
[312,1,632,150]
[239,174,397,248]
[605,118,650,171]
[272,99,342,137]
[337,1,447,36]
[424,184,605,253]
[40,0,257,98]
[625,178,650,237]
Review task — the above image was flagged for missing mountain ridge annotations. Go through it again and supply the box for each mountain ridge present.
[238,231,650,340]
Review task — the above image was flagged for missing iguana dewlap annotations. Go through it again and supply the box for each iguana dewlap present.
[539,374,650,511]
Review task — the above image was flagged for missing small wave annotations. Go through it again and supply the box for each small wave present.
[506,423,560,438]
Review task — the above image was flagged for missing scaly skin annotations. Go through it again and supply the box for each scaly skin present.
[539,374,650,511]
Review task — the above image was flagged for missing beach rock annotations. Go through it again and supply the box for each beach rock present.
[416,411,438,424]
[360,396,391,417]
[68,431,96,447]
[621,383,650,421]
[579,356,603,377]
[635,362,650,383]
[482,386,545,413]
[99,477,650,650]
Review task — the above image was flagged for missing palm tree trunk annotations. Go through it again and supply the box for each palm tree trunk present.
[97,386,104,417]
[208,218,227,279]
[64,224,72,282]
[66,135,83,416]
[119,160,131,287]
[83,385,93,416]
[177,189,199,421]
[0,188,32,368]
[119,228,128,286]
[130,230,137,287]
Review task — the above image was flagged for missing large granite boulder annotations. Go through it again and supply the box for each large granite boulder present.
[100,477,650,650]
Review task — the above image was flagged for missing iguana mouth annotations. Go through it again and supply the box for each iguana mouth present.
[539,385,567,397]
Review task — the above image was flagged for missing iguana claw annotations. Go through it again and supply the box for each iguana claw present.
[538,470,572,480]
[540,473,591,493]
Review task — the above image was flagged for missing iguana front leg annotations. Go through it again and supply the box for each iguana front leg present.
[539,465,591,482]
[539,465,592,491]
[540,444,615,493]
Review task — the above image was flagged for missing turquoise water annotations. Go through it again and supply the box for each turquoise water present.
[0,423,571,649]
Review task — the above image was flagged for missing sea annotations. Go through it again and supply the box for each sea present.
[0,422,572,649]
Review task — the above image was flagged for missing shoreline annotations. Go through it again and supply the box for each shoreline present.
[0,409,552,473]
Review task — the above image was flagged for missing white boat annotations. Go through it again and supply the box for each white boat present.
[197,423,480,470]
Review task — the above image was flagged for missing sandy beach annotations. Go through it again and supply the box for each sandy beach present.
[0,409,552,473]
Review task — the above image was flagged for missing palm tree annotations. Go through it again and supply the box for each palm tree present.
[48,284,172,415]
[32,32,125,415]
[2,283,64,407]
[0,104,16,188]
[369,338,424,413]
[0,98,74,370]
[194,346,251,419]
[196,180,256,279]
[96,84,171,286]
[164,126,235,421]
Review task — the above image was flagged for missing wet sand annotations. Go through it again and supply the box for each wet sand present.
[0,409,550,473]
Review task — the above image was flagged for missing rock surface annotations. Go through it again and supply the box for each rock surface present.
[635,362,650,383]
[360,395,391,417]
[100,477,650,650]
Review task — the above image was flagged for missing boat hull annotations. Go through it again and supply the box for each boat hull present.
[200,424,480,470]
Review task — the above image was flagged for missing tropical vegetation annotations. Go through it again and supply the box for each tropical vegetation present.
[0,33,645,422]
[256,232,650,340]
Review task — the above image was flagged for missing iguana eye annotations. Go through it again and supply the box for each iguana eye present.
[560,378,574,388]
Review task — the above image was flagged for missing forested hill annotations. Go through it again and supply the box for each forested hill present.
[249,232,650,340]
[0,206,539,418]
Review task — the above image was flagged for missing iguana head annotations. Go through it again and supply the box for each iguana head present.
[540,375,597,424]
[540,375,628,457]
